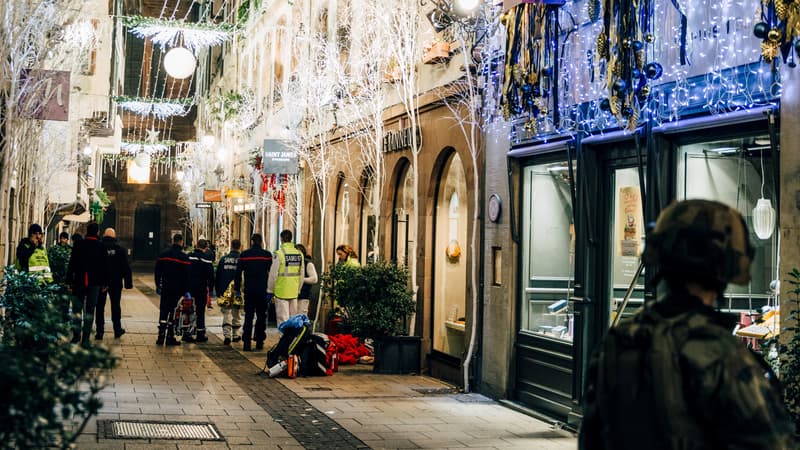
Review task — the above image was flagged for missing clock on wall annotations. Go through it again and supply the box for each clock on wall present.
[488,194,502,223]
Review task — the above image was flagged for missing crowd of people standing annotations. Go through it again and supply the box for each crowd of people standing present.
[14,223,324,349]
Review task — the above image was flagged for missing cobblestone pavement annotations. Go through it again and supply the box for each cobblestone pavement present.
[71,272,577,449]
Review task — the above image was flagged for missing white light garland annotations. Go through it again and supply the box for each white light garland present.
[129,24,231,53]
[118,100,192,119]
[121,141,172,154]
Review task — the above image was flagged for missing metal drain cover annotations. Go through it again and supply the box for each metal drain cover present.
[98,420,224,441]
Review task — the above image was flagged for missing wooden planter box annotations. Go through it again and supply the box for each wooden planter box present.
[373,336,421,374]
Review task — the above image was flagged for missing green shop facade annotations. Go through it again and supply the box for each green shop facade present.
[476,0,799,427]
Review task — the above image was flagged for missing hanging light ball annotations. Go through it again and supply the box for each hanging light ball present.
[600,98,611,111]
[454,0,481,15]
[794,39,800,55]
[134,152,151,169]
[754,22,770,39]
[613,79,628,94]
[645,62,663,80]
[752,198,776,240]
[632,41,644,52]
[645,34,655,44]
[640,85,651,97]
[164,47,196,79]
[767,28,783,43]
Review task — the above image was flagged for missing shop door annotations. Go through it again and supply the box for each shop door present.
[133,205,160,260]
[514,159,576,420]
[604,166,647,325]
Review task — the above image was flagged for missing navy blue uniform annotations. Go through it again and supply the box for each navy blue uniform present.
[188,249,214,335]
[154,244,190,338]
[235,246,272,348]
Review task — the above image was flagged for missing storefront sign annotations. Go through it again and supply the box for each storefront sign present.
[263,139,298,174]
[383,127,421,154]
[21,70,70,121]
[203,189,222,202]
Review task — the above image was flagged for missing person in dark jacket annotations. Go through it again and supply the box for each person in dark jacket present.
[215,239,243,345]
[234,233,272,351]
[95,228,132,340]
[154,234,191,346]
[15,223,54,283]
[66,222,109,345]
[186,239,214,343]
[48,231,72,285]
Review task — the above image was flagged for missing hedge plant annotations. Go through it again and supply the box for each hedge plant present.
[0,268,117,449]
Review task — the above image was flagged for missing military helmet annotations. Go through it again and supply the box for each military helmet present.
[642,199,754,286]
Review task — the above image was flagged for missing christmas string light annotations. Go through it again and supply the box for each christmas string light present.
[123,15,233,52]
[116,96,194,119]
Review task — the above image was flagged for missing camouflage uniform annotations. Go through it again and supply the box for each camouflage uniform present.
[580,199,796,449]
[48,243,72,285]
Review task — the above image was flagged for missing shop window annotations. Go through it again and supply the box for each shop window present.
[676,135,778,311]
[392,163,413,267]
[608,167,646,324]
[433,153,467,357]
[520,162,575,343]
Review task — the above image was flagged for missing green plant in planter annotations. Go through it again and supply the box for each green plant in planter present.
[781,268,800,432]
[323,260,415,339]
[0,268,117,448]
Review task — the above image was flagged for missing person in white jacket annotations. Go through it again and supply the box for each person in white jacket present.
[295,244,318,317]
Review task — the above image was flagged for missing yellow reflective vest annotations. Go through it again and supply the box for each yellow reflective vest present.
[273,243,304,299]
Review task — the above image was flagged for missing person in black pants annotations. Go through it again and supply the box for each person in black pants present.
[95,228,133,340]
[234,233,272,351]
[66,222,109,345]
[154,234,190,346]
[187,238,214,342]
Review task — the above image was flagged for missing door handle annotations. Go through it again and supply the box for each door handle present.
[569,296,590,304]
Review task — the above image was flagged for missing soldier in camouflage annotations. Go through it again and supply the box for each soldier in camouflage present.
[579,199,795,449]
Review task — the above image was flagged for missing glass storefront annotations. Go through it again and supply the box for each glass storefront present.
[520,161,576,343]
[433,153,467,357]
[608,167,646,324]
[676,135,778,311]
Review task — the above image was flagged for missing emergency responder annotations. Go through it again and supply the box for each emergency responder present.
[268,229,304,328]
[215,239,243,345]
[15,223,54,283]
[234,233,272,351]
[579,199,796,449]
[187,239,214,342]
[66,222,109,345]
[95,228,132,340]
[154,234,190,346]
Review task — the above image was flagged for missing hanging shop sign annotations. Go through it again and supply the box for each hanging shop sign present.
[383,126,422,154]
[21,70,70,121]
[226,189,246,199]
[203,189,222,202]
[262,139,299,175]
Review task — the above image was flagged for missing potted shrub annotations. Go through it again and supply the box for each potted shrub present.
[781,268,800,434]
[323,260,419,374]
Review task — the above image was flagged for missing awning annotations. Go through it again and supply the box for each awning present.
[63,210,91,223]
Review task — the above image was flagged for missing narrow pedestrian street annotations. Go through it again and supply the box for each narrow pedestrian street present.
[72,270,577,450]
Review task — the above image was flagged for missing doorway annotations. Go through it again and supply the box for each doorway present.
[133,204,160,260]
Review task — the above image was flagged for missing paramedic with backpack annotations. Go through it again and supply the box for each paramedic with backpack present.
[579,199,795,449]
[154,234,190,346]
[268,229,304,328]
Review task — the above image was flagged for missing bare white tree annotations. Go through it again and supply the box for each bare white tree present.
[340,0,390,263]
[381,0,423,334]
[282,29,349,327]
[0,0,92,263]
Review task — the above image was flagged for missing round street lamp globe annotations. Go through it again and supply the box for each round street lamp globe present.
[134,152,151,169]
[164,47,196,79]
[455,0,481,14]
